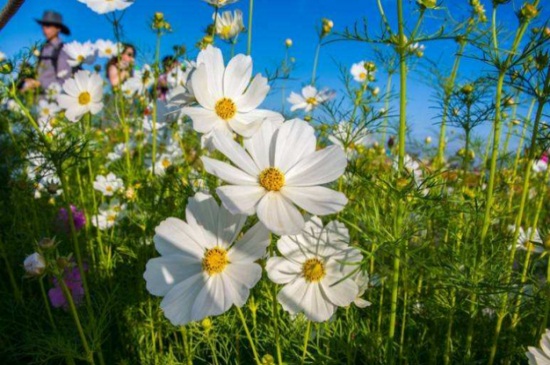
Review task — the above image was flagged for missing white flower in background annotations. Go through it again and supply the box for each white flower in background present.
[92,199,126,230]
[57,70,104,122]
[352,271,372,308]
[95,39,120,58]
[328,121,374,160]
[93,172,124,196]
[203,0,239,7]
[24,252,46,276]
[181,46,283,140]
[148,150,183,176]
[266,216,362,322]
[107,142,134,162]
[63,41,96,67]
[77,0,133,14]
[125,64,154,95]
[45,83,62,102]
[202,119,348,235]
[143,193,270,325]
[287,85,335,113]
[393,154,423,183]
[408,42,425,56]
[167,60,196,89]
[37,100,60,120]
[0,51,6,62]
[527,329,550,364]
[34,175,63,199]
[509,225,544,254]
[214,10,245,40]
[350,61,375,83]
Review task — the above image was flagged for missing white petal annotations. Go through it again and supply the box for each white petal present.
[231,109,284,138]
[181,107,222,134]
[243,120,280,170]
[256,192,304,235]
[191,276,229,321]
[223,263,262,306]
[302,85,318,98]
[266,257,302,284]
[274,119,317,173]
[285,145,347,186]
[144,256,202,296]
[198,45,224,100]
[190,65,215,109]
[228,222,270,262]
[186,193,220,250]
[223,54,252,99]
[202,157,257,185]
[212,130,260,176]
[216,202,247,248]
[281,186,347,215]
[321,274,358,307]
[154,217,205,258]
[217,185,266,215]
[160,273,205,325]
[235,74,269,112]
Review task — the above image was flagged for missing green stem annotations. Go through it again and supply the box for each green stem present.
[310,40,322,85]
[236,306,261,365]
[247,0,254,55]
[301,320,312,365]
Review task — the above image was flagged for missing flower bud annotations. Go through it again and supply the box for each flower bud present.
[285,38,293,48]
[261,354,275,365]
[38,237,56,249]
[425,136,432,144]
[321,18,333,37]
[519,3,538,21]
[202,318,212,332]
[24,252,46,276]
[417,0,437,9]
[461,84,474,95]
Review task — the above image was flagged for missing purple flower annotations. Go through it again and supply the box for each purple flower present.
[57,205,86,233]
[48,265,86,310]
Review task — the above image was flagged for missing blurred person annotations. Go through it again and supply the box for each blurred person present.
[157,55,179,100]
[22,11,72,92]
[106,43,136,88]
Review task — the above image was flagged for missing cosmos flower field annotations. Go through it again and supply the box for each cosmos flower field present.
[1,0,550,364]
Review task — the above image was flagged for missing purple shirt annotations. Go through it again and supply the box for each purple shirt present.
[38,38,72,89]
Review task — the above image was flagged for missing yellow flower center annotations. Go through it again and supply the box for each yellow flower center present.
[202,247,229,275]
[106,185,113,192]
[107,214,116,223]
[306,97,318,105]
[259,167,285,191]
[162,158,171,169]
[359,72,367,80]
[78,91,91,106]
[215,98,237,120]
[77,55,85,62]
[42,108,50,115]
[524,241,537,252]
[302,258,325,282]
[105,48,112,54]
[220,25,232,39]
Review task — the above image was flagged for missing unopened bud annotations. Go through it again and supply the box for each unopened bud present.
[285,38,293,48]
[24,252,46,276]
[38,237,56,249]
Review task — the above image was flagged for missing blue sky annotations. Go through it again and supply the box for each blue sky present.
[1,0,549,150]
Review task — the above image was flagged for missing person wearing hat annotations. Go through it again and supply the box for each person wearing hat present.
[22,10,72,92]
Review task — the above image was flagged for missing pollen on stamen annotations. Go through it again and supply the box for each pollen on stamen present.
[259,167,285,191]
[302,258,326,282]
[202,247,229,276]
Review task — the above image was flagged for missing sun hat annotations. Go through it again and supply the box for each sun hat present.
[35,10,70,36]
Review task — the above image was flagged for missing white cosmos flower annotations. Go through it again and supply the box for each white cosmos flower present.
[37,99,60,120]
[350,61,376,83]
[57,70,103,122]
[92,199,126,230]
[125,64,154,95]
[167,60,196,89]
[287,85,335,113]
[527,329,550,364]
[202,119,348,235]
[181,45,283,139]
[93,172,124,196]
[45,83,62,102]
[143,193,270,326]
[24,252,46,276]
[77,0,133,14]
[214,10,245,40]
[352,271,372,308]
[63,41,96,67]
[266,216,361,322]
[95,39,120,58]
[508,225,544,254]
